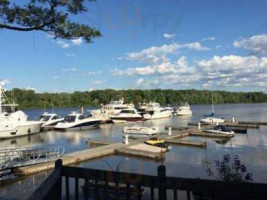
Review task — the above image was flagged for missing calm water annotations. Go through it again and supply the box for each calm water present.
[1,103,267,200]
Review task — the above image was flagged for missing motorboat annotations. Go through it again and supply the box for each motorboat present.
[143,102,172,120]
[204,125,234,137]
[0,84,43,139]
[54,112,101,130]
[136,102,148,115]
[176,102,192,116]
[91,98,134,122]
[123,126,159,138]
[145,137,169,149]
[39,112,64,127]
[110,109,144,124]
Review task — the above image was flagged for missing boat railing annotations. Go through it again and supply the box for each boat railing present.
[0,146,65,170]
[28,159,267,200]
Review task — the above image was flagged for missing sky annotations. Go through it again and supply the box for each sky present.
[0,0,267,93]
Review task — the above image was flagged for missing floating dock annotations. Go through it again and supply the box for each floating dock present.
[164,139,206,148]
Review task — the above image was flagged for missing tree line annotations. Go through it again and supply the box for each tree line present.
[4,88,267,109]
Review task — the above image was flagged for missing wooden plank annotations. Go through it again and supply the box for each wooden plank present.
[86,140,116,146]
[238,121,267,126]
[165,126,188,130]
[165,139,206,148]
[116,148,165,160]
[190,132,232,139]
[226,123,259,129]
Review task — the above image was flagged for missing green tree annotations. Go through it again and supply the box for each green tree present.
[0,0,101,42]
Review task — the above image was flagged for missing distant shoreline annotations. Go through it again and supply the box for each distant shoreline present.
[5,88,267,109]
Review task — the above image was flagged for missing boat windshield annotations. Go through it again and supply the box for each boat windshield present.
[120,110,135,114]
[40,116,51,121]
[64,116,76,122]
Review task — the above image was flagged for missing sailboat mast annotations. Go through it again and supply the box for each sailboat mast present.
[0,85,2,114]
[211,90,214,114]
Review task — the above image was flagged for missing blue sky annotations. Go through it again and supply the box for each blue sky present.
[0,0,267,93]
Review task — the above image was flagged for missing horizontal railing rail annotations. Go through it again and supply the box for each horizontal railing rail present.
[28,159,267,200]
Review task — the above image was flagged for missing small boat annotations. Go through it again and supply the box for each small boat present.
[81,181,145,200]
[176,102,192,116]
[39,112,64,127]
[123,126,159,138]
[204,125,234,136]
[54,112,101,130]
[145,137,169,149]
[110,109,144,124]
[200,116,225,124]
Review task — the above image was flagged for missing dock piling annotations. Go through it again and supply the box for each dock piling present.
[168,127,172,136]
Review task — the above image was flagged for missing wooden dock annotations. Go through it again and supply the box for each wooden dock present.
[225,123,259,129]
[190,131,232,139]
[164,139,206,148]
[238,121,267,126]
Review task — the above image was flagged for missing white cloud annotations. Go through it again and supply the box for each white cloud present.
[26,87,37,92]
[0,79,11,86]
[197,55,267,88]
[216,45,222,49]
[72,38,83,46]
[62,67,77,72]
[135,78,160,87]
[56,40,70,49]
[91,80,104,85]
[163,33,176,39]
[66,53,76,57]
[233,34,267,55]
[203,37,216,41]
[87,71,103,75]
[53,76,59,80]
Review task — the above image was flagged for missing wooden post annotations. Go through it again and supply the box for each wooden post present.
[54,159,62,200]
[168,127,172,136]
[158,165,167,200]
[198,122,201,130]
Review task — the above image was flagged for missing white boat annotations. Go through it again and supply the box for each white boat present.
[0,84,43,139]
[110,109,144,124]
[176,102,192,116]
[40,112,64,127]
[91,98,134,122]
[54,112,101,130]
[200,117,225,124]
[123,126,159,137]
[204,125,234,136]
[143,102,172,120]
[200,91,225,124]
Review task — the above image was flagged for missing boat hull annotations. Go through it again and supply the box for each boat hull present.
[0,122,43,139]
[200,118,225,124]
[54,120,102,130]
[143,112,172,120]
[111,117,144,124]
[176,110,192,116]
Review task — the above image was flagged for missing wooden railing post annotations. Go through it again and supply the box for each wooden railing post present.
[53,159,62,200]
[158,165,167,200]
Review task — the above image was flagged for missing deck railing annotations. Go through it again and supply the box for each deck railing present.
[28,159,267,200]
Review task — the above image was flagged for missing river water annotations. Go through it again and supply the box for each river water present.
[0,103,267,200]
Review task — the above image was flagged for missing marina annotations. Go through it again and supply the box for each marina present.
[1,103,267,200]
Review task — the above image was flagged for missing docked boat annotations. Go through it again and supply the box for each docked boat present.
[200,117,225,124]
[176,102,192,116]
[91,98,134,122]
[0,84,43,139]
[123,126,159,138]
[143,102,172,120]
[200,91,225,124]
[204,125,234,136]
[145,137,169,149]
[110,109,144,124]
[54,112,101,130]
[39,112,64,127]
